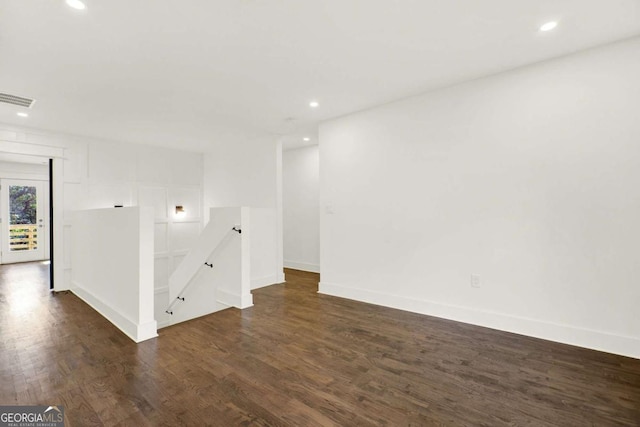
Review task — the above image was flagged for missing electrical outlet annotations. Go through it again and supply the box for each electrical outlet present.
[471,274,481,288]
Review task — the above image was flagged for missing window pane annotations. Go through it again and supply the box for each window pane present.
[9,185,38,251]
[9,185,37,225]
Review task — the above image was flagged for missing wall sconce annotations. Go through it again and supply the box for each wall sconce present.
[175,205,186,218]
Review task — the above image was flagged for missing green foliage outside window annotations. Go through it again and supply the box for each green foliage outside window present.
[10,185,37,225]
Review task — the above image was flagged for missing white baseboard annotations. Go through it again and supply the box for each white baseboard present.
[136,319,159,342]
[157,320,171,329]
[284,260,320,273]
[58,268,72,292]
[319,281,640,360]
[72,284,158,343]
[251,274,283,290]
[217,288,253,309]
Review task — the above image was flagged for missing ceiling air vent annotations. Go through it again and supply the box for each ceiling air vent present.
[0,92,35,108]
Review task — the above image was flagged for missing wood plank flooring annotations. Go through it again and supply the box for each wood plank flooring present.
[1,263,639,426]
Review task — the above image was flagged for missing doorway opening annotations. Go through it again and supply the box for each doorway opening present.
[0,157,52,289]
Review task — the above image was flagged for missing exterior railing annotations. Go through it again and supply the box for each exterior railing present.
[9,224,38,251]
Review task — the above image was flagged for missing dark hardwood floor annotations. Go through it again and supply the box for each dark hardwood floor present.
[1,263,639,426]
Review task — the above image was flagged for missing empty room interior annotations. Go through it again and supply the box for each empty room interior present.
[1,1,639,425]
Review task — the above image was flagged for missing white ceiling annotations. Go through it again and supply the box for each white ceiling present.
[1,0,639,151]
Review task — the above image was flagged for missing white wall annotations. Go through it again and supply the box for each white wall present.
[250,207,279,288]
[319,37,640,359]
[65,139,205,324]
[204,136,284,286]
[71,207,156,342]
[0,160,48,178]
[164,207,251,327]
[204,136,278,209]
[0,124,205,329]
[283,146,320,273]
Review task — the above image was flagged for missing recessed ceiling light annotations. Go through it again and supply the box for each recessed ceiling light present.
[17,112,28,118]
[309,101,319,108]
[303,137,310,142]
[66,0,86,10]
[539,21,558,32]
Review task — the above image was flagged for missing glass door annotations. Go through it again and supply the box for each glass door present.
[0,179,46,264]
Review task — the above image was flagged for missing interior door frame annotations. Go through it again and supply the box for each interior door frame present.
[0,139,64,291]
[49,158,54,289]
[0,178,47,264]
